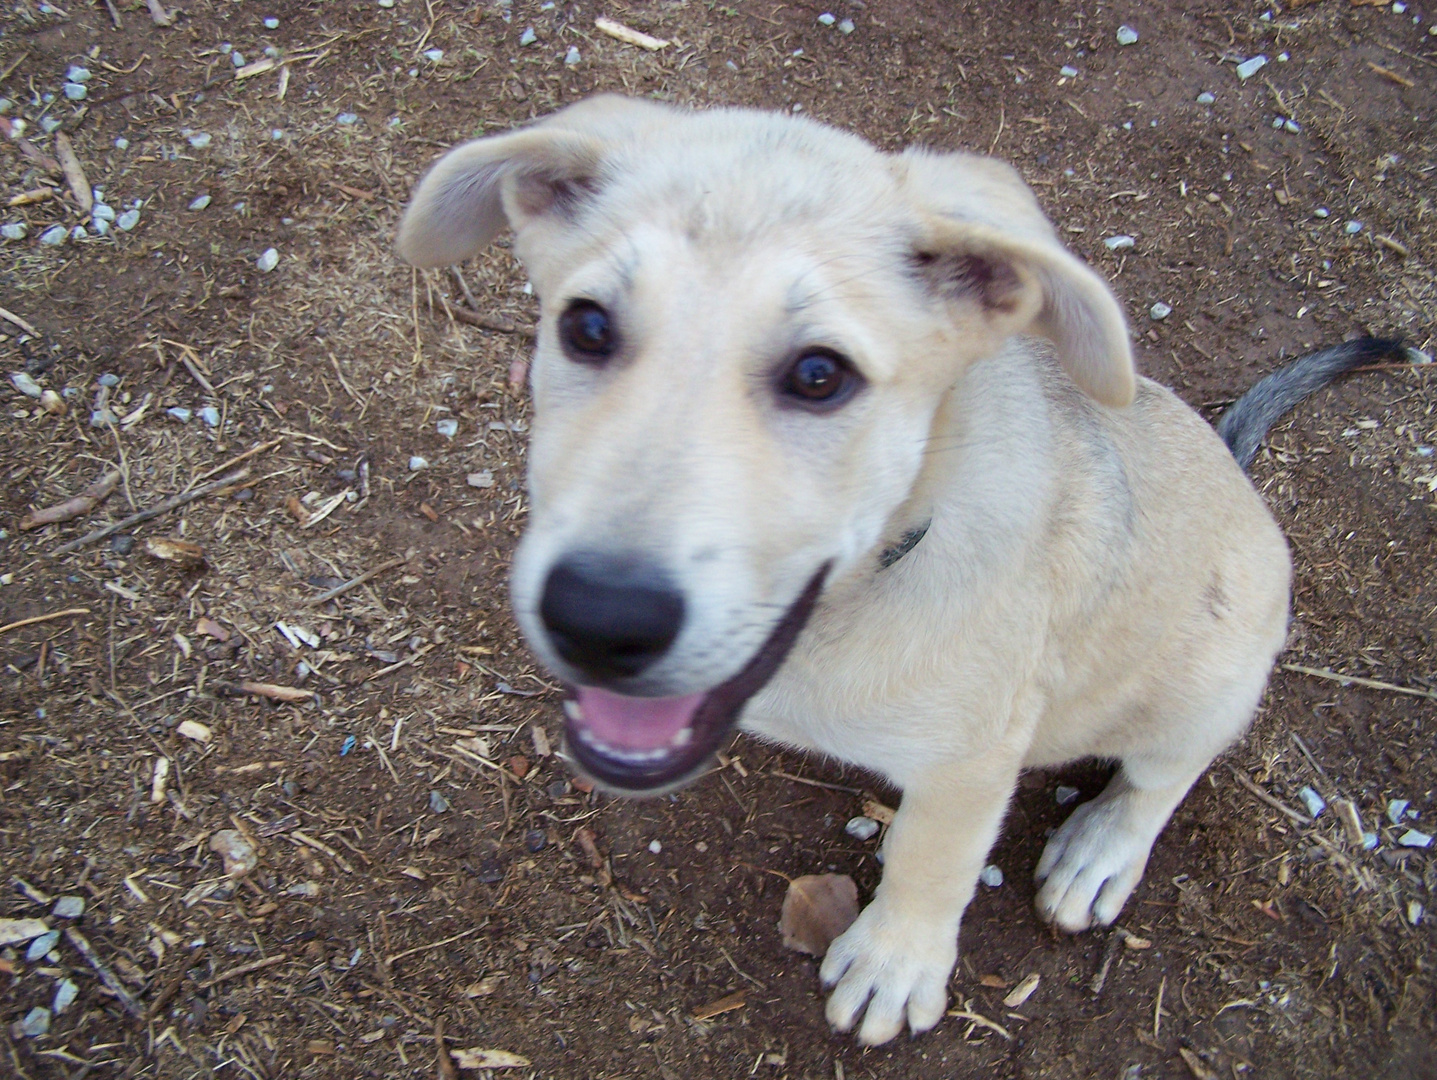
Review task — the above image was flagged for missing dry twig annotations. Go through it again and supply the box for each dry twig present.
[49,467,249,556]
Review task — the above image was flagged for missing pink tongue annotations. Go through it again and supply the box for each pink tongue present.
[574,687,704,752]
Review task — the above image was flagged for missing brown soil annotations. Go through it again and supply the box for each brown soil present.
[1,2,1433,1078]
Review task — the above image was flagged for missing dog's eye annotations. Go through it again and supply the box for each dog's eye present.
[559,301,617,360]
[781,350,861,408]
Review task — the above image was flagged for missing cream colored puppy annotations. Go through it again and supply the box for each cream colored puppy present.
[397,96,1403,1045]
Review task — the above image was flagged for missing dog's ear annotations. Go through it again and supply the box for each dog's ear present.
[396,94,666,268]
[915,217,1135,407]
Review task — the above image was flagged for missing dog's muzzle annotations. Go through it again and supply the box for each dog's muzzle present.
[556,564,830,793]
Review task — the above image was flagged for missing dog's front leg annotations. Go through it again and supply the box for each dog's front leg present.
[819,748,1021,1045]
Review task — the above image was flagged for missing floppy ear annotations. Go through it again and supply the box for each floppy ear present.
[396,94,671,268]
[916,217,1135,407]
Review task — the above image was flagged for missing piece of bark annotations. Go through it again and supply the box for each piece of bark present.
[54,133,93,213]
[20,471,120,531]
[778,874,859,957]
[145,537,206,570]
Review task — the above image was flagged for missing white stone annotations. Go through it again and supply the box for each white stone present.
[837,18,855,33]
[1196,91,1215,104]
[845,815,879,841]
[408,455,429,471]
[40,224,68,245]
[1103,234,1135,250]
[256,247,280,272]
[188,131,212,149]
[979,864,1004,887]
[1115,25,1138,45]
[436,418,458,438]
[1150,301,1173,321]
[564,45,581,65]
[519,27,537,45]
[1,222,27,240]
[1235,55,1268,80]
[189,194,212,211]
[117,208,141,231]
[818,12,836,25]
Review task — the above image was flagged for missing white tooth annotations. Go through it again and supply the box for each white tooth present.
[670,726,693,747]
[563,700,582,721]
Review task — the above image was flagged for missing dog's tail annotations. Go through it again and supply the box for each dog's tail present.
[1216,336,1424,471]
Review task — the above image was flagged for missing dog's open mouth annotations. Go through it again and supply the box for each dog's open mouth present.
[562,565,830,792]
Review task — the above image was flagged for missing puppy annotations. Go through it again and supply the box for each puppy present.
[397,96,1405,1044]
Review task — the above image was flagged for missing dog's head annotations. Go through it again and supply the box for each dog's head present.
[398,96,1133,793]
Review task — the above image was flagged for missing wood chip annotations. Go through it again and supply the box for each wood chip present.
[1365,61,1415,87]
[594,15,670,50]
[861,798,896,825]
[778,874,859,957]
[147,0,175,26]
[235,680,315,702]
[53,133,93,213]
[1331,797,1366,848]
[176,719,212,742]
[451,1048,531,1070]
[0,918,51,947]
[978,973,1009,989]
[690,989,746,1021]
[19,471,119,531]
[145,537,206,570]
[1003,972,1040,1008]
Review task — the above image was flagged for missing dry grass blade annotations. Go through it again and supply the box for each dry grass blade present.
[946,1006,1013,1040]
[0,304,40,336]
[1282,663,1437,701]
[690,990,747,1021]
[0,607,91,637]
[48,468,250,557]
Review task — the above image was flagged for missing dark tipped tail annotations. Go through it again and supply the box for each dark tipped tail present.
[1216,337,1419,470]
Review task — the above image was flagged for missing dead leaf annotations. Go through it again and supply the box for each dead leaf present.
[195,617,230,641]
[419,502,439,522]
[463,976,499,997]
[507,754,530,778]
[146,537,206,570]
[574,827,604,869]
[285,495,311,525]
[451,1048,530,1070]
[979,973,1009,989]
[778,874,859,957]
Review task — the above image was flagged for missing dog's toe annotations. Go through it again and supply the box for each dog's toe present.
[818,899,957,1045]
[1034,793,1154,933]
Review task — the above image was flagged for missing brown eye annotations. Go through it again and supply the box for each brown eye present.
[782,350,861,407]
[559,301,616,360]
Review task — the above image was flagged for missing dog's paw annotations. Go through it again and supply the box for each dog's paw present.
[817,900,956,1045]
[1033,793,1154,932]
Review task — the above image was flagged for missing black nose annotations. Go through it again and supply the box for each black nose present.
[539,555,685,681]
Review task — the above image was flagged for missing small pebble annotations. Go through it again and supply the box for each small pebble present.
[1397,829,1432,849]
[466,470,494,488]
[519,26,537,45]
[648,839,662,854]
[1283,119,1300,134]
[1059,65,1079,78]
[845,815,880,841]
[1103,234,1136,251]
[167,407,193,422]
[524,828,548,853]
[1387,798,1410,824]
[117,208,141,231]
[188,132,212,149]
[379,0,394,6]
[111,534,134,555]
[1150,301,1172,321]
[256,247,280,272]
[564,45,581,65]
[818,12,836,25]
[1362,831,1378,850]
[408,455,428,471]
[1344,220,1363,235]
[92,203,116,222]
[429,790,452,813]
[26,930,60,962]
[52,896,84,919]
[98,372,120,388]
[1393,1,1406,11]
[1314,207,1330,218]
[838,17,855,33]
[40,117,62,134]
[199,405,220,427]
[979,864,1004,888]
[40,224,68,246]
[1298,786,1326,818]
[1,222,27,240]
[1409,900,1424,925]
[115,136,129,149]
[340,734,357,756]
[1235,55,1268,80]
[11,372,43,398]
[63,82,88,100]
[67,65,92,83]
[70,225,88,241]
[336,112,359,125]
[231,52,246,67]
[264,16,280,28]
[20,1007,51,1038]
[1115,25,1139,45]
[189,195,212,211]
[436,418,458,438]
[52,979,79,1014]
[1055,785,1081,806]
[423,48,445,62]
[1196,91,1215,105]
[264,46,280,59]
[476,857,506,884]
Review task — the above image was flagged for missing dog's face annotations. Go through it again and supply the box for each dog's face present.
[398,97,1133,793]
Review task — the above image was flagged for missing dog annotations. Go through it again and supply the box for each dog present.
[396,96,1407,1044]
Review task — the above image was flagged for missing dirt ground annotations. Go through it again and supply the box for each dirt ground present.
[1,1,1434,1078]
